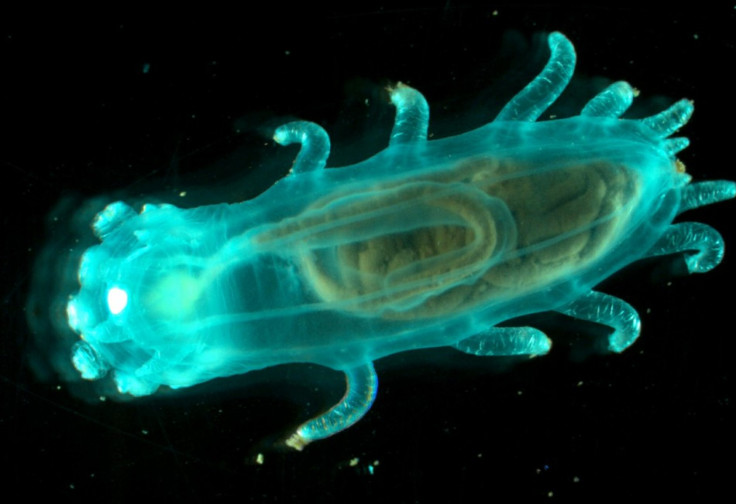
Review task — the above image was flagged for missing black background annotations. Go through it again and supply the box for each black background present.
[2,5,734,502]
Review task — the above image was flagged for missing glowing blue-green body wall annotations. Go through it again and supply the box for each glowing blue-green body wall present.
[65,33,735,449]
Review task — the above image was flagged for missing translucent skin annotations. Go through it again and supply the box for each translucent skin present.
[65,33,735,448]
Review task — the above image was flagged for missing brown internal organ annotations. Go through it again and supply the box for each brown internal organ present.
[258,157,638,319]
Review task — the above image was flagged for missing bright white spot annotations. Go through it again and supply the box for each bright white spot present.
[107,287,128,315]
[66,300,79,330]
[256,453,264,465]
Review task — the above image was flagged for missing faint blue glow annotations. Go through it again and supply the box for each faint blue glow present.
[59,32,734,449]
